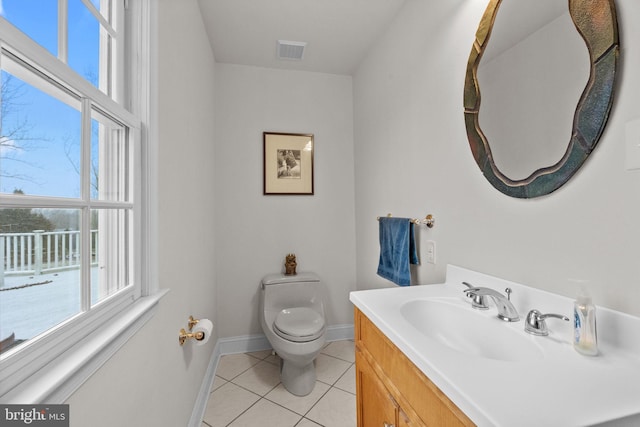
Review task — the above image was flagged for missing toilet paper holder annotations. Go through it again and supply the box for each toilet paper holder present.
[187,315,199,331]
[179,315,212,346]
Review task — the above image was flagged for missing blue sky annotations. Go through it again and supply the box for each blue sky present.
[0,0,101,198]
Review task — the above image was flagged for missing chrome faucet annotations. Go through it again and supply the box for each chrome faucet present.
[463,286,520,322]
[462,282,489,310]
[524,309,569,336]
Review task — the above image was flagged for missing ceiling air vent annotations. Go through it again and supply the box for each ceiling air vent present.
[277,40,307,61]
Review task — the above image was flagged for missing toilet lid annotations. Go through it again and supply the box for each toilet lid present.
[273,307,325,342]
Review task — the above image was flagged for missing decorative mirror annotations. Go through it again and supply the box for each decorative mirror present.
[463,0,619,198]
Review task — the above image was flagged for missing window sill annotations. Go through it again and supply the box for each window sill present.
[1,289,169,404]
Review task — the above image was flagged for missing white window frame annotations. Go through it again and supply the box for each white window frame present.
[0,0,163,403]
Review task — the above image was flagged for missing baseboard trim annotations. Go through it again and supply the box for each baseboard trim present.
[325,323,354,343]
[188,323,354,426]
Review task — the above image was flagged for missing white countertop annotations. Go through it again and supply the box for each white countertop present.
[350,265,640,427]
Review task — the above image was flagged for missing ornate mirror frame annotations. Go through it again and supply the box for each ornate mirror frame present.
[463,0,619,198]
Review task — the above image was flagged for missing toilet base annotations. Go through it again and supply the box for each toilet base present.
[280,359,316,396]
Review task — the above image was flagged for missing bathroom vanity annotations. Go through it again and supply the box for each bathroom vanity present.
[355,306,473,426]
[350,265,640,427]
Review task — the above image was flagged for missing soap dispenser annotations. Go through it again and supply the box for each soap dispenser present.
[573,291,598,356]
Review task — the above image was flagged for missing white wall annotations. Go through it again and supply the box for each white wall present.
[62,1,640,424]
[66,1,218,425]
[354,0,640,317]
[213,64,357,337]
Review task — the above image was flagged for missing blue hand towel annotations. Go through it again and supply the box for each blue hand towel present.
[377,217,419,286]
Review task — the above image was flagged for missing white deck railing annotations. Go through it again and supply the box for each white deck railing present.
[1,230,98,278]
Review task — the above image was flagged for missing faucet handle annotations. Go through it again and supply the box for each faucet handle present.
[462,282,489,310]
[525,309,569,336]
[505,288,513,301]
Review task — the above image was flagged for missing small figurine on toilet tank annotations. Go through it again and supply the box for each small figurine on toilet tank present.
[284,253,297,275]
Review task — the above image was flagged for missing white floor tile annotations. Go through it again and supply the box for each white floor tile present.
[334,364,355,394]
[306,387,356,427]
[246,349,272,360]
[203,382,260,426]
[263,353,280,366]
[211,375,227,392]
[216,353,262,381]
[264,381,330,416]
[314,353,352,385]
[232,360,281,396]
[204,340,356,426]
[228,399,301,427]
[295,419,322,427]
[322,340,355,363]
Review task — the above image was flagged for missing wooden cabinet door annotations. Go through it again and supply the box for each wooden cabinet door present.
[356,349,398,427]
[399,408,422,427]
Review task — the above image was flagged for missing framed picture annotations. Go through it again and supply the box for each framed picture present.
[263,132,314,195]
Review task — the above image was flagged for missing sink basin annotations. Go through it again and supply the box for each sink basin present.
[401,298,544,362]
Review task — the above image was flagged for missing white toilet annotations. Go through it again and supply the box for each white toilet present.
[260,272,327,396]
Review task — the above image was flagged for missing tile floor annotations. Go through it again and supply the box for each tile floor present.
[201,340,356,427]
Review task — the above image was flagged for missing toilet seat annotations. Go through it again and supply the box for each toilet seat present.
[273,307,325,342]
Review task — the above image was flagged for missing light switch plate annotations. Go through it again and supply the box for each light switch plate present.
[625,118,640,171]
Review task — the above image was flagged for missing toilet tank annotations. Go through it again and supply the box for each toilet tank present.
[261,272,324,313]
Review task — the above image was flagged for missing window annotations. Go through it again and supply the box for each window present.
[0,0,155,402]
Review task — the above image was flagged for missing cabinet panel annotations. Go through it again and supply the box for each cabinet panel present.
[356,349,398,427]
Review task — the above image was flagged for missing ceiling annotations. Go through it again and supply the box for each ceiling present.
[197,0,407,75]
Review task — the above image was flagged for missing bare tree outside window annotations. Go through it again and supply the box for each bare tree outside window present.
[0,74,45,185]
